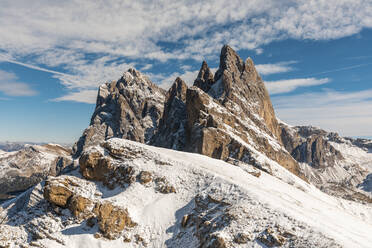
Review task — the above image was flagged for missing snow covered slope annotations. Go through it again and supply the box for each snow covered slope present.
[1,138,371,248]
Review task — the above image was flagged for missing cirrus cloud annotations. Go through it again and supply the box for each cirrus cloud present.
[265,77,331,94]
[0,0,371,101]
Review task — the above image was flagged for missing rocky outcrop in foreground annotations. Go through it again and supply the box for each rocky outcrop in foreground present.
[43,175,136,239]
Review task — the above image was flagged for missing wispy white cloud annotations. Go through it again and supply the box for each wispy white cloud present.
[265,77,330,94]
[1,0,371,101]
[0,70,37,96]
[52,90,98,104]
[303,63,372,77]
[0,57,67,76]
[256,61,296,76]
[272,89,372,136]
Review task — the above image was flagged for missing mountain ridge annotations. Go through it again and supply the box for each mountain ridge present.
[1,44,372,248]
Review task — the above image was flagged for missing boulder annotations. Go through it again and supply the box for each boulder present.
[93,201,136,239]
[68,195,94,219]
[43,179,73,208]
[138,171,152,184]
[79,149,113,182]
[258,228,286,247]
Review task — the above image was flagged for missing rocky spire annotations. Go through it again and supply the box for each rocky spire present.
[151,77,188,150]
[214,44,244,80]
[193,61,215,93]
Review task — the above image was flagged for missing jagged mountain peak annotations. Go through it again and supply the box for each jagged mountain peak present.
[170,77,188,96]
[76,44,304,180]
[216,44,245,78]
[73,68,166,157]
[193,61,214,93]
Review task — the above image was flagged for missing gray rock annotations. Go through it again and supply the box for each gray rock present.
[73,68,166,157]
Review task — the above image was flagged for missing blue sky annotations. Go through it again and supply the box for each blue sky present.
[1,0,372,143]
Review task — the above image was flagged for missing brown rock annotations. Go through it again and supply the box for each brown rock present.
[208,234,227,248]
[93,201,136,239]
[43,178,73,208]
[79,150,113,182]
[113,166,136,187]
[68,195,93,219]
[234,232,253,243]
[258,228,286,247]
[102,140,143,159]
[155,177,176,194]
[138,171,152,184]
[181,214,190,228]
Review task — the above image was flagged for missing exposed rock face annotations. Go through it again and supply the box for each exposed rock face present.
[79,140,176,193]
[151,77,188,150]
[193,61,215,93]
[69,195,94,219]
[93,201,136,239]
[181,46,304,180]
[43,177,74,207]
[71,45,306,182]
[281,125,343,168]
[152,45,306,180]
[138,171,152,184]
[292,135,343,168]
[73,68,166,157]
[280,124,347,170]
[280,123,372,202]
[0,144,72,200]
[79,149,114,183]
[258,228,286,247]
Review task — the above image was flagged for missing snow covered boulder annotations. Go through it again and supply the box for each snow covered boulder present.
[43,176,97,211]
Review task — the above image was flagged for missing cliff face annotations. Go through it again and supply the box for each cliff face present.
[74,45,306,181]
[73,69,166,157]
[280,123,372,202]
[152,45,305,180]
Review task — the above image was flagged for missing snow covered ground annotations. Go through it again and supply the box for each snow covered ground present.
[1,138,372,247]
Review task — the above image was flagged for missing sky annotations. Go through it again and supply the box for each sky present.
[0,0,372,143]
